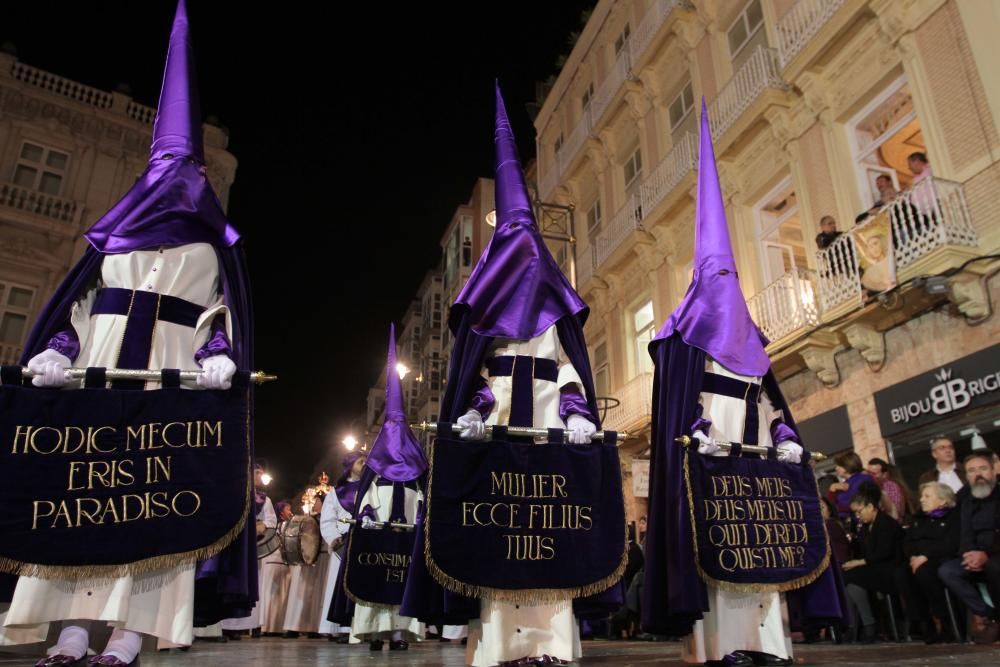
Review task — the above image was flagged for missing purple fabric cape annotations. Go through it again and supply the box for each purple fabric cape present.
[652,101,770,377]
[11,243,257,623]
[450,82,587,340]
[364,324,428,483]
[640,334,846,635]
[398,309,620,624]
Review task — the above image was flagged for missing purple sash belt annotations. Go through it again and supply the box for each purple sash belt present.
[486,355,559,428]
[701,372,762,445]
[90,287,207,389]
[92,287,206,327]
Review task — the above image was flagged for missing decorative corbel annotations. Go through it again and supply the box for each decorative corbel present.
[843,323,886,367]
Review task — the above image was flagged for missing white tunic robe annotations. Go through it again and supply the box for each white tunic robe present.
[682,358,793,664]
[259,524,291,634]
[282,544,329,634]
[349,480,424,641]
[221,498,277,631]
[318,491,353,636]
[0,243,229,649]
[466,324,584,667]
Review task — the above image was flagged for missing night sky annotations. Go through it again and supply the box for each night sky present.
[2,1,594,501]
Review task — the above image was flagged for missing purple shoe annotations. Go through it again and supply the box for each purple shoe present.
[35,656,86,667]
[87,656,138,667]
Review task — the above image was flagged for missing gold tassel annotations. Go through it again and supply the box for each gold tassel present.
[0,392,254,581]
[682,449,832,594]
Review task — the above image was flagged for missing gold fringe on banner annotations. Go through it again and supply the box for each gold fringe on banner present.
[341,528,404,611]
[422,439,630,605]
[0,390,254,581]
[682,448,831,595]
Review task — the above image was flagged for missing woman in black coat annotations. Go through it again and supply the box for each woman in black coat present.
[892,482,961,642]
[843,481,905,641]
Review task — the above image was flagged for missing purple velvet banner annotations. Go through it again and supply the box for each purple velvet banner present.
[343,524,416,606]
[426,437,626,599]
[684,449,830,591]
[0,370,251,576]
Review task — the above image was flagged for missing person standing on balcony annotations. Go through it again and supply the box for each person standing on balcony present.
[641,101,845,667]
[855,174,899,224]
[814,215,842,250]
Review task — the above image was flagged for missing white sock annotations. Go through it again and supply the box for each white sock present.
[101,628,142,664]
[391,630,403,642]
[51,625,89,660]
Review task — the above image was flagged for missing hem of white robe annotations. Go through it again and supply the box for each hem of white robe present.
[680,589,792,663]
[465,606,581,666]
[349,604,423,641]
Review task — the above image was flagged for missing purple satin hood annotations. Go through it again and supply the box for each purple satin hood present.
[364,323,428,483]
[653,100,769,377]
[83,0,240,253]
[451,81,587,339]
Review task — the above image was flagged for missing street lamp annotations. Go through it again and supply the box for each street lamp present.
[343,435,358,451]
[260,473,272,487]
[396,362,410,379]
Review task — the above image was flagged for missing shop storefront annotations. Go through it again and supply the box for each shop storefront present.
[873,343,1000,488]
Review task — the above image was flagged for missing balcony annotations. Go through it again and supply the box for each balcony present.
[708,46,788,142]
[748,267,821,345]
[776,0,847,67]
[0,182,82,225]
[592,194,643,272]
[538,0,686,200]
[816,177,979,313]
[640,132,698,217]
[11,61,112,109]
[605,372,654,435]
[0,343,21,365]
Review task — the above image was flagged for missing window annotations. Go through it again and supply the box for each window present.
[592,341,609,398]
[0,283,34,348]
[755,181,805,284]
[587,200,603,237]
[444,227,459,290]
[668,82,695,132]
[581,83,594,112]
[554,133,564,154]
[461,215,473,267]
[614,24,632,56]
[623,147,643,191]
[13,142,69,196]
[632,300,656,375]
[727,0,764,60]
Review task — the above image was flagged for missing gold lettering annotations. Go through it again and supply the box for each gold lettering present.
[126,424,146,452]
[204,421,223,447]
[32,500,55,529]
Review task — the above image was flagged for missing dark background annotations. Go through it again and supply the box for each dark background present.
[2,1,594,501]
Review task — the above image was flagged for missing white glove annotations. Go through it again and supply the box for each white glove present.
[456,409,486,440]
[27,349,72,388]
[361,516,377,529]
[776,441,803,464]
[566,414,597,444]
[693,430,721,456]
[197,354,236,390]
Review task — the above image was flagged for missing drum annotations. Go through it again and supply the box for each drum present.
[279,515,321,565]
[257,525,280,560]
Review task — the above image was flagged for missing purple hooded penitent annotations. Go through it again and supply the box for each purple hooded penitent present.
[82,0,240,254]
[364,323,428,483]
[451,82,587,340]
[653,100,769,377]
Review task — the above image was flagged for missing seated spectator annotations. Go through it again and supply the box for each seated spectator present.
[822,496,851,566]
[892,482,960,643]
[843,481,904,642]
[868,458,915,524]
[938,452,1000,644]
[919,437,965,494]
[815,215,843,250]
[827,451,874,522]
[856,174,899,224]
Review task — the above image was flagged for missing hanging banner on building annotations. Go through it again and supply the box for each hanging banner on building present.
[632,459,650,498]
[874,343,1000,437]
[684,449,829,592]
[854,211,897,295]
[426,436,627,602]
[0,370,252,578]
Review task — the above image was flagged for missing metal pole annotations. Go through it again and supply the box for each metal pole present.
[675,435,827,461]
[413,421,626,443]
